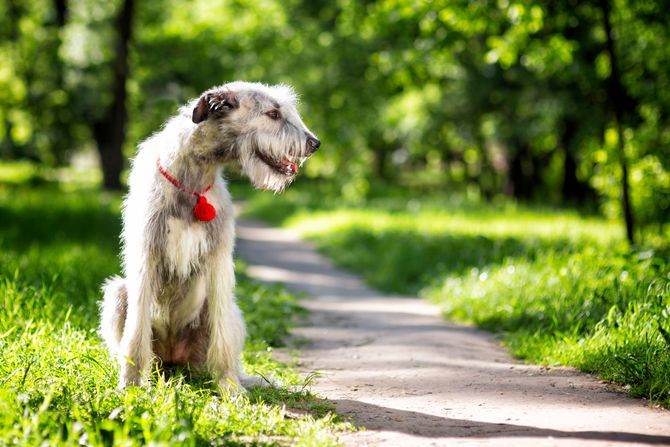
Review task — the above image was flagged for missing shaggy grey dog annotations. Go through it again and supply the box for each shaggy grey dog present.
[100,81,319,391]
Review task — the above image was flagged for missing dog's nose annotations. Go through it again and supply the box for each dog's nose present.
[307,137,321,153]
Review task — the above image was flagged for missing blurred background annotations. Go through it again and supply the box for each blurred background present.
[1,0,669,241]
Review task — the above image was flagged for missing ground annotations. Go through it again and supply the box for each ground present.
[236,218,670,447]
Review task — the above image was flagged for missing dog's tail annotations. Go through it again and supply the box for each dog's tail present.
[99,276,128,357]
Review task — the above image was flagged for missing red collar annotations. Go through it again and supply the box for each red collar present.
[156,158,216,222]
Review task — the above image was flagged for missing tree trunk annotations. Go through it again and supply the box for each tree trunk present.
[54,0,67,26]
[373,145,390,181]
[93,0,134,190]
[561,118,592,203]
[47,0,69,164]
[562,150,585,202]
[599,0,635,245]
[474,122,496,200]
[507,142,534,200]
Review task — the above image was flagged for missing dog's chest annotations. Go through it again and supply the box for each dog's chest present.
[164,217,212,278]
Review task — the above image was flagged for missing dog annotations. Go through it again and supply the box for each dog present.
[100,81,319,391]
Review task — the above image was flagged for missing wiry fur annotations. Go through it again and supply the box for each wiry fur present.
[100,81,319,391]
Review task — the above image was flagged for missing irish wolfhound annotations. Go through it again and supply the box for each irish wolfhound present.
[100,81,320,391]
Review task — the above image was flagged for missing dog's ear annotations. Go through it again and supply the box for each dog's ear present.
[192,91,239,124]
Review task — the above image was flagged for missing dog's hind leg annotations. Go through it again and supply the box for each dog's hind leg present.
[100,276,128,357]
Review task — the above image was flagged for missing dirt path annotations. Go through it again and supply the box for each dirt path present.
[235,218,670,446]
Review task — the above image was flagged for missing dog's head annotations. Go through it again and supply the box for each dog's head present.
[190,81,320,192]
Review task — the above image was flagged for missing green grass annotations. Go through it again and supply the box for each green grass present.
[244,188,670,407]
[0,183,349,446]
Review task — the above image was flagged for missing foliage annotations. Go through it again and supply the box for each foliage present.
[1,0,670,233]
[243,188,670,406]
[0,182,348,446]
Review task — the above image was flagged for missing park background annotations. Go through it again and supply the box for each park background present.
[1,0,669,445]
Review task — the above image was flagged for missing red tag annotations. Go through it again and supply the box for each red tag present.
[193,196,216,222]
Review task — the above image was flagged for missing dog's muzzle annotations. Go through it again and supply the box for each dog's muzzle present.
[306,137,320,155]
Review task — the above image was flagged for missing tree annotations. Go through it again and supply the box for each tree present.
[599,0,635,244]
[93,0,135,190]
[1,0,668,236]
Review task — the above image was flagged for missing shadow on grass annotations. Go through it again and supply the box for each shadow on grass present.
[0,187,122,251]
[154,365,343,425]
[0,186,122,321]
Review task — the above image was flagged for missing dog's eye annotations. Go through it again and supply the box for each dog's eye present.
[265,110,281,120]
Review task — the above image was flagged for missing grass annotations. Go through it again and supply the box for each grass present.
[244,186,670,407]
[0,182,349,446]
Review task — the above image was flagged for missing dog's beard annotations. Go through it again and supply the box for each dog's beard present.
[238,133,307,193]
[239,152,297,192]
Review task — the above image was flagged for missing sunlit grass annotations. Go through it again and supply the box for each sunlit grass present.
[244,184,623,241]
[0,159,102,189]
[275,206,624,295]
[0,160,38,184]
[0,184,349,446]
[244,188,670,406]
[287,207,623,244]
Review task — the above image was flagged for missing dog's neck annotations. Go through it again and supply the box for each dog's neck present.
[159,151,220,193]
[155,119,230,192]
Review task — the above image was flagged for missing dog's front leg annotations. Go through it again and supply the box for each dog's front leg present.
[206,247,246,392]
[117,271,155,388]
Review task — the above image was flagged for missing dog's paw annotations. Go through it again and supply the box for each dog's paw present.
[118,361,147,389]
[118,372,144,389]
